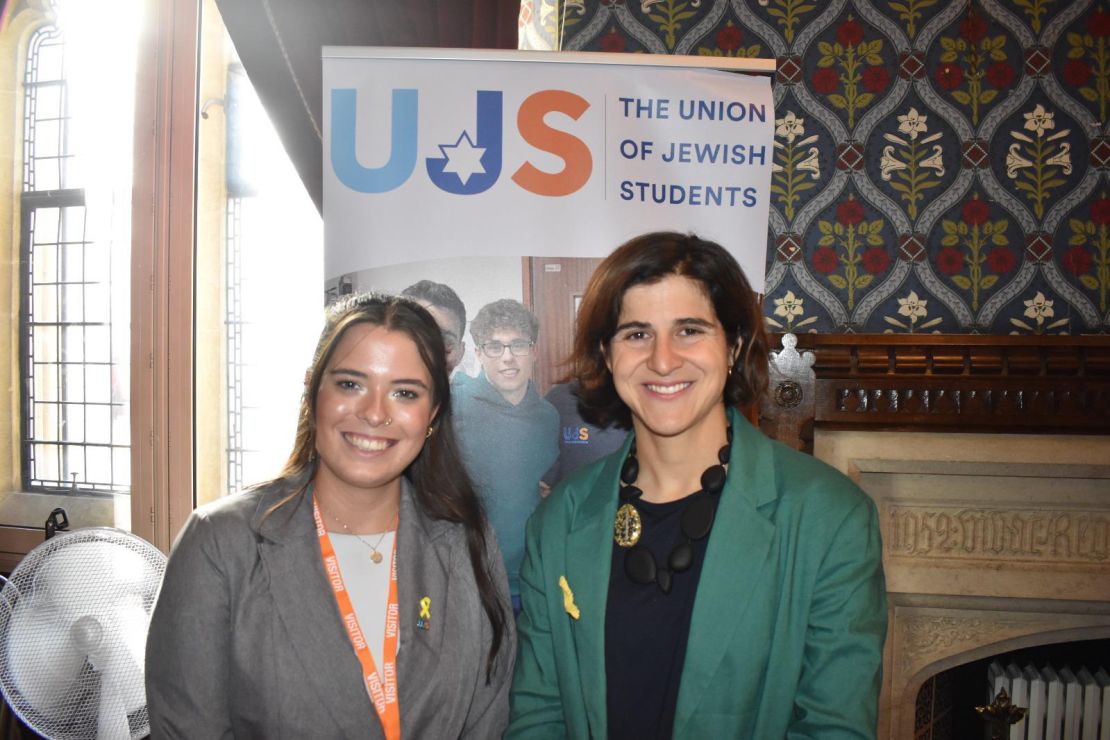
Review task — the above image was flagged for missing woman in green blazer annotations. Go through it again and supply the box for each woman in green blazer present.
[508,233,887,739]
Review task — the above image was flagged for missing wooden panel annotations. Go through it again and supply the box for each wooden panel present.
[131,0,199,551]
[0,526,43,576]
[760,335,1110,445]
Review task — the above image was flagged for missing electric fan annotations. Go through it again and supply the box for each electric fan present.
[0,528,166,740]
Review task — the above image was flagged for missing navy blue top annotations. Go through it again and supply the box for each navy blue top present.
[604,490,718,740]
[542,381,627,487]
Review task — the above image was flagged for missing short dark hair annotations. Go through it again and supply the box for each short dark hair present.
[572,231,768,429]
[469,298,539,345]
[401,280,466,332]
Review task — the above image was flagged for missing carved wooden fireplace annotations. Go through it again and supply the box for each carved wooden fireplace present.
[759,335,1110,740]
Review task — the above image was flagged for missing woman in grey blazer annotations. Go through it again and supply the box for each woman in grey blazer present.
[146,293,515,739]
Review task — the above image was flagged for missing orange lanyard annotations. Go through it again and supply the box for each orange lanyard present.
[313,497,402,740]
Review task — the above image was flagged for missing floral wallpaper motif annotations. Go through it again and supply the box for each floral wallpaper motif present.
[520,0,1110,334]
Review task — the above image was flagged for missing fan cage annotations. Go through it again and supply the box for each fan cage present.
[0,527,166,740]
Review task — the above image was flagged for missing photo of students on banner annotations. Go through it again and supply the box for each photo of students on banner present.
[326,257,627,612]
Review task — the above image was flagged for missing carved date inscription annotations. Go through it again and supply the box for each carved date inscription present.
[889,506,1109,563]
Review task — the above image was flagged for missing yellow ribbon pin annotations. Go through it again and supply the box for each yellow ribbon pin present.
[419,596,431,620]
[558,576,580,620]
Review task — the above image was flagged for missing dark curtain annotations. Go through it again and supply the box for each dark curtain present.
[214,0,521,211]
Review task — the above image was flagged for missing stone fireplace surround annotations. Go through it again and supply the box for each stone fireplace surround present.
[760,335,1110,740]
[821,434,1110,739]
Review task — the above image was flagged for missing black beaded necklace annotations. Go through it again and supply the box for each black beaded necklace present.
[612,427,732,594]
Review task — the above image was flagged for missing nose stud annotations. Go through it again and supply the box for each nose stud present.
[359,412,393,427]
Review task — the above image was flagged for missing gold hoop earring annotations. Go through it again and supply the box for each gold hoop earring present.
[426,426,434,439]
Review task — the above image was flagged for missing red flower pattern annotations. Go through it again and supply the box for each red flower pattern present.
[959,15,988,44]
[1064,59,1093,87]
[862,247,891,274]
[862,66,890,93]
[1092,197,1110,226]
[986,247,1016,273]
[962,199,990,226]
[1063,246,1093,275]
[936,247,965,275]
[837,19,864,47]
[986,62,1015,89]
[1090,9,1110,38]
[812,247,840,274]
[812,68,839,94]
[936,64,964,91]
[836,199,866,226]
[600,30,626,53]
[552,8,1105,332]
[716,24,742,51]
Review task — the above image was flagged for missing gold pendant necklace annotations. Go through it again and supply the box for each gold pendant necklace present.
[353,531,389,564]
[324,505,392,564]
[614,502,642,547]
[613,428,733,593]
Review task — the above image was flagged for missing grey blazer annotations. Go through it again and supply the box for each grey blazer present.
[145,478,515,739]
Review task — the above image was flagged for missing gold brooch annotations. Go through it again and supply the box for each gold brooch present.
[613,502,642,547]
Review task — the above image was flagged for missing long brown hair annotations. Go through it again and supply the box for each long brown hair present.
[264,293,507,679]
[572,231,769,428]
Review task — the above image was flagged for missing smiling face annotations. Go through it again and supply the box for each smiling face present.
[313,323,438,504]
[477,328,533,405]
[605,274,735,444]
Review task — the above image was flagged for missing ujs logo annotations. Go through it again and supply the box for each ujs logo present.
[331,88,593,197]
[562,426,589,444]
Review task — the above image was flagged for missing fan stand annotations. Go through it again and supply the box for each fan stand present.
[0,576,32,740]
[1,697,35,740]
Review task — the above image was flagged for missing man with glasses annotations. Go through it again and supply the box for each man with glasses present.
[401,280,467,374]
[454,299,559,615]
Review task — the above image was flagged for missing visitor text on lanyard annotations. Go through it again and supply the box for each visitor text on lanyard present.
[313,497,401,739]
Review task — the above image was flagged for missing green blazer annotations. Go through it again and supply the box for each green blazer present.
[507,409,887,739]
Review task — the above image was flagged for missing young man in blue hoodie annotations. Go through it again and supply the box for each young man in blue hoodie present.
[453,299,558,615]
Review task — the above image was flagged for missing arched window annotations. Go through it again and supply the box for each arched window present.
[19,19,129,494]
[0,0,319,559]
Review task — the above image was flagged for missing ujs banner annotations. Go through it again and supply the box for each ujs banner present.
[321,49,775,603]
[323,48,775,291]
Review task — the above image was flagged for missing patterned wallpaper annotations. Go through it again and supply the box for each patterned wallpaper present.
[520,0,1110,335]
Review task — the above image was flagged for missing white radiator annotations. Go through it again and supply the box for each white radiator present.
[987,661,1110,740]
